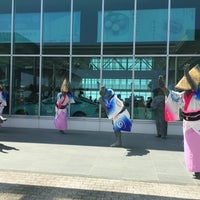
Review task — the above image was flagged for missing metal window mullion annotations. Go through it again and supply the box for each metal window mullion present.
[69,0,73,83]
[131,0,137,120]
[9,0,15,116]
[38,0,44,117]
[99,0,104,118]
[68,0,74,117]
[166,0,171,87]
[100,0,104,84]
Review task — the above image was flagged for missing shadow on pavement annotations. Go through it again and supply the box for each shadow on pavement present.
[0,127,183,153]
[0,143,19,153]
[0,182,195,200]
[126,148,150,156]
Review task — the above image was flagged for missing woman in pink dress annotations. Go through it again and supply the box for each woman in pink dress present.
[54,79,75,133]
[161,64,200,179]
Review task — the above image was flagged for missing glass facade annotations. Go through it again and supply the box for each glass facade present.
[0,0,200,121]
[14,0,41,54]
[136,0,168,54]
[43,0,71,55]
[0,57,10,114]
[11,56,40,115]
[0,0,12,54]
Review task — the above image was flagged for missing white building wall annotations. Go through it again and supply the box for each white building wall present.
[3,117,183,135]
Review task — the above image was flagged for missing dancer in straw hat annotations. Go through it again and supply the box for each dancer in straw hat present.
[54,79,75,133]
[160,64,200,179]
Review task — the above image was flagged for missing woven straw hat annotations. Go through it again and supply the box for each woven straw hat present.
[60,78,69,92]
[175,64,200,91]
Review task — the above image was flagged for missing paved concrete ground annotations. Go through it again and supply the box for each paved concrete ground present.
[0,127,200,200]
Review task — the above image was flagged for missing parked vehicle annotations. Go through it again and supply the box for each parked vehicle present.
[13,96,100,117]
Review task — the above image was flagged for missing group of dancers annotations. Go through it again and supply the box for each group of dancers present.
[54,64,200,179]
[0,64,199,179]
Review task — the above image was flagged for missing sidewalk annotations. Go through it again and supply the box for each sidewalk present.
[0,127,200,200]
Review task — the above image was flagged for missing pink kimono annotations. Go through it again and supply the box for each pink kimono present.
[54,91,75,131]
[165,90,200,172]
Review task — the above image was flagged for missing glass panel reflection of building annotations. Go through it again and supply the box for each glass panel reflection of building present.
[0,0,200,121]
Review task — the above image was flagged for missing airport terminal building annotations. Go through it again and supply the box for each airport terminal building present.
[0,0,199,134]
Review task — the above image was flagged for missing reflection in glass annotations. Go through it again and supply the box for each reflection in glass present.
[136,0,168,54]
[0,0,12,54]
[0,57,10,114]
[71,57,100,117]
[12,57,39,115]
[133,57,166,119]
[102,57,132,117]
[103,0,134,55]
[41,57,70,116]
[170,1,200,54]
[72,0,102,55]
[43,0,71,54]
[13,0,41,54]
[169,57,200,90]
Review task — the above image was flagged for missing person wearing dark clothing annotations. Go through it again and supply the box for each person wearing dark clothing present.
[151,79,168,139]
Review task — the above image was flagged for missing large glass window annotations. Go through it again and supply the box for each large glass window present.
[72,0,102,55]
[136,0,168,54]
[103,0,134,55]
[41,57,70,116]
[2,0,200,124]
[43,0,71,55]
[169,0,200,54]
[71,57,100,117]
[169,56,200,90]
[0,0,12,54]
[13,0,41,54]
[12,57,39,115]
[102,57,132,117]
[133,57,166,119]
[0,57,10,114]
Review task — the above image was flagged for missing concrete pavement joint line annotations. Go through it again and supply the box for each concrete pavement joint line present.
[0,171,200,199]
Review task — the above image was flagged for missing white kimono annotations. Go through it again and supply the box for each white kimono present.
[165,90,200,172]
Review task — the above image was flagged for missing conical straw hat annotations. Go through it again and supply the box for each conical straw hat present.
[175,64,200,91]
[60,78,69,92]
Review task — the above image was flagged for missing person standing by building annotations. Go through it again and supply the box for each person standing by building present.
[54,79,75,133]
[161,64,200,179]
[99,86,132,147]
[151,76,168,138]
[0,84,7,124]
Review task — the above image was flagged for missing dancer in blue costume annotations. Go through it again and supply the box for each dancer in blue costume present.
[0,85,7,124]
[99,86,132,147]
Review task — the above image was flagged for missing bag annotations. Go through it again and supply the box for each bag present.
[54,111,67,130]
